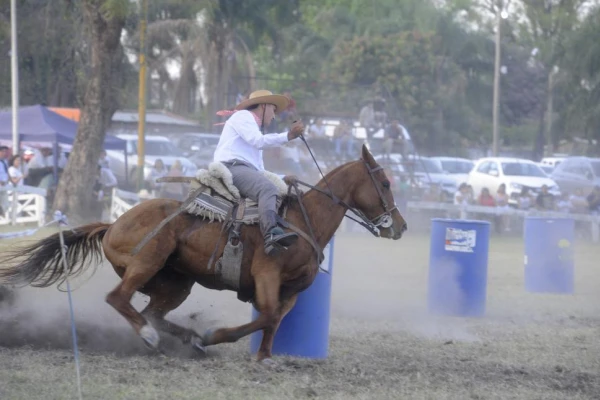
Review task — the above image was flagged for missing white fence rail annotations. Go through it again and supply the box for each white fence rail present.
[109,189,600,243]
[0,185,47,227]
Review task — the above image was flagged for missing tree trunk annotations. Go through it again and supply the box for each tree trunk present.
[52,0,126,222]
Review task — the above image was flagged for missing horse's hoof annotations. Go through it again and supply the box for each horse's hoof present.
[191,335,208,355]
[259,357,278,368]
[201,327,217,346]
[140,323,160,349]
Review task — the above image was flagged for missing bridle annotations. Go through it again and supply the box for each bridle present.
[293,136,399,238]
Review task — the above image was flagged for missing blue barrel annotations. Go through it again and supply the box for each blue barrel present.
[428,219,490,317]
[524,217,574,294]
[250,237,335,359]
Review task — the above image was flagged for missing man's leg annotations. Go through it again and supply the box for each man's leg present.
[226,162,298,255]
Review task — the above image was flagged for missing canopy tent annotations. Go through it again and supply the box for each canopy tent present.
[0,105,126,151]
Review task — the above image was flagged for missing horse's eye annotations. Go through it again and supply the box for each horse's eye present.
[382,181,390,190]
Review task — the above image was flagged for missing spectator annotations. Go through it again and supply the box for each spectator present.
[146,159,168,195]
[8,154,27,187]
[454,183,471,205]
[0,146,9,216]
[333,120,354,159]
[535,184,555,211]
[587,185,600,214]
[478,188,496,207]
[382,120,405,160]
[518,187,533,210]
[26,147,54,187]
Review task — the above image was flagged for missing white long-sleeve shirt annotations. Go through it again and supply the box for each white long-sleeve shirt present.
[213,110,289,171]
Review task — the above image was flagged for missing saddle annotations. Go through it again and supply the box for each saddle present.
[184,162,290,225]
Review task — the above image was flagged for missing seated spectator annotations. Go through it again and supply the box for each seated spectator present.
[535,184,555,211]
[518,187,533,210]
[587,185,600,214]
[478,188,496,207]
[8,154,27,187]
[454,183,471,206]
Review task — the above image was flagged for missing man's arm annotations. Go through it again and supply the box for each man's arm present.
[231,111,289,149]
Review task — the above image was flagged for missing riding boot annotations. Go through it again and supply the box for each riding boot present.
[261,210,298,256]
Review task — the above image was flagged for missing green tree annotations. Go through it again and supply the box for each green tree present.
[52,0,128,220]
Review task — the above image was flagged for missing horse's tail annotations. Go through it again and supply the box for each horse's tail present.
[0,222,111,288]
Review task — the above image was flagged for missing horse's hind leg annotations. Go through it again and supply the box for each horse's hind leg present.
[139,269,204,350]
[105,260,167,349]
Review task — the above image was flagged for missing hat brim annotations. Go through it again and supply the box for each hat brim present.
[235,94,290,114]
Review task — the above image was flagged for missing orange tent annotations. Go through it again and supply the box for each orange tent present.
[49,107,81,122]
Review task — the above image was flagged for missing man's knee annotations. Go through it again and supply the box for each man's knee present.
[256,181,279,201]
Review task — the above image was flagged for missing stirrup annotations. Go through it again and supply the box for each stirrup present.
[264,232,298,256]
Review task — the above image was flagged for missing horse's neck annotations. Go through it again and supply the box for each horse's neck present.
[297,164,357,249]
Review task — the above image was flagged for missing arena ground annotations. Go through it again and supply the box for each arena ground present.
[0,229,599,399]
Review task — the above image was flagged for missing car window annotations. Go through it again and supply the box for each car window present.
[477,161,490,173]
[409,159,444,173]
[488,162,499,175]
[441,160,474,174]
[501,162,546,177]
[129,140,184,157]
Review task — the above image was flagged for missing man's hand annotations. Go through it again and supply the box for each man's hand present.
[287,121,305,141]
[283,175,299,187]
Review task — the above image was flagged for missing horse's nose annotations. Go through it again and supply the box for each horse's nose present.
[401,222,408,233]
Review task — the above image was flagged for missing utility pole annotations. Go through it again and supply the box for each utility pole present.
[492,10,502,157]
[136,0,149,191]
[10,0,19,156]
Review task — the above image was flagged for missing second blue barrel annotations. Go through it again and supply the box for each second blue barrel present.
[524,217,574,294]
[428,219,490,317]
[249,237,335,359]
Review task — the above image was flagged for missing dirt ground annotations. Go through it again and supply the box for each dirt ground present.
[0,228,599,400]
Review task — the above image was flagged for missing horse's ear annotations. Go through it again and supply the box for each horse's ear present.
[361,144,377,166]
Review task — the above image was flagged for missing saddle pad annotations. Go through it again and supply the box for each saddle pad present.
[184,188,283,225]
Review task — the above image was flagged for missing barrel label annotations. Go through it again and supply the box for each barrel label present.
[445,228,477,253]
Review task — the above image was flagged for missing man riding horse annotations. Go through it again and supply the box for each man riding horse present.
[214,89,304,256]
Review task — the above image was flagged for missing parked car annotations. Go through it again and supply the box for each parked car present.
[170,133,221,168]
[375,154,459,202]
[467,157,560,206]
[430,157,475,184]
[106,134,198,187]
[550,156,600,195]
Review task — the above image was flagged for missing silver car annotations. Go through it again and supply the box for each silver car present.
[550,156,600,195]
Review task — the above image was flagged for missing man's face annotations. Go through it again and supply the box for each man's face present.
[262,104,276,125]
[0,149,6,159]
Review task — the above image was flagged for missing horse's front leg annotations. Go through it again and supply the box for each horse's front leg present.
[201,267,281,355]
[257,294,298,363]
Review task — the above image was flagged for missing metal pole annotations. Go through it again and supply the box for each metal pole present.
[136,0,149,192]
[492,11,501,157]
[10,0,19,156]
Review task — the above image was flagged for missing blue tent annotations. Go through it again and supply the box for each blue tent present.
[0,105,126,150]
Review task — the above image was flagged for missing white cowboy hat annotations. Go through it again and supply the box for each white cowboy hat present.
[234,89,290,114]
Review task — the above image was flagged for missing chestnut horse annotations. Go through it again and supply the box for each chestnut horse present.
[0,145,407,362]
